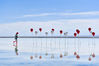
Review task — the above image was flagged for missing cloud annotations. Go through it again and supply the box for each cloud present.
[23,13,53,17]
[16,11,99,18]
[60,11,99,16]
[16,13,55,18]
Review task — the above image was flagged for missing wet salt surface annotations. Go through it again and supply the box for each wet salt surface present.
[0,50,99,66]
[0,38,98,66]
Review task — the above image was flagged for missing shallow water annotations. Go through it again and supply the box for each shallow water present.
[0,38,98,66]
[0,50,99,66]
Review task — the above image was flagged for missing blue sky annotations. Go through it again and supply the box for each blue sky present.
[0,0,99,24]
